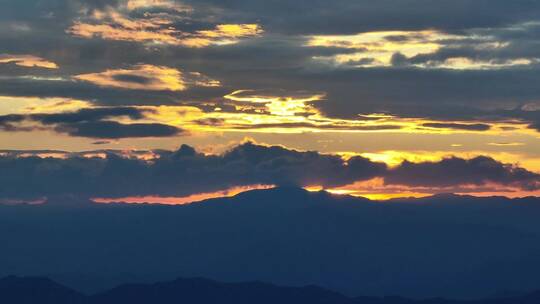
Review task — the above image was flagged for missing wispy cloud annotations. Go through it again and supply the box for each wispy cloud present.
[307,27,540,69]
[67,2,262,47]
[0,54,58,69]
[74,64,219,91]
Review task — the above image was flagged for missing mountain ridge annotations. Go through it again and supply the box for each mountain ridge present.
[91,187,539,207]
[3,276,540,304]
[2,188,540,299]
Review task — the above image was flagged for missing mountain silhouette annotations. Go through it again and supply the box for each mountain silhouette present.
[1,188,540,298]
[0,276,86,304]
[3,276,540,304]
[92,277,357,304]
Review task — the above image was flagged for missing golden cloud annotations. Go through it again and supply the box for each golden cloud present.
[308,30,450,67]
[0,54,58,69]
[224,89,325,104]
[209,90,530,135]
[137,90,531,136]
[73,64,220,91]
[307,30,537,70]
[0,96,91,115]
[224,89,324,116]
[67,4,262,47]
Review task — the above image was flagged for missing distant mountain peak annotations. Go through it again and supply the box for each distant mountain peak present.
[235,186,311,196]
[222,186,363,207]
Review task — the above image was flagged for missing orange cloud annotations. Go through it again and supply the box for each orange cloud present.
[309,177,540,200]
[93,184,274,205]
[69,22,262,47]
[67,5,262,47]
[74,64,219,91]
[0,54,58,69]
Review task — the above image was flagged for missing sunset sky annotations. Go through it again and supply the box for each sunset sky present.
[1,0,540,201]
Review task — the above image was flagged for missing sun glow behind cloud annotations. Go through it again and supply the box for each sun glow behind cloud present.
[1,84,538,159]
[184,90,535,136]
[94,179,540,205]
[93,184,274,205]
[307,178,540,201]
[1,0,540,205]
[2,89,537,146]
[1,139,538,202]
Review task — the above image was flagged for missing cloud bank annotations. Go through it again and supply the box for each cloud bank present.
[0,142,537,200]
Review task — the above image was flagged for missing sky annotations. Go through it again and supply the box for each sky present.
[1,0,540,200]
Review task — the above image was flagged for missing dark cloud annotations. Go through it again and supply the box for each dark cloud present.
[0,107,145,127]
[347,57,376,66]
[0,0,540,133]
[182,0,540,35]
[84,0,121,9]
[0,143,538,200]
[390,52,409,67]
[33,107,146,124]
[422,123,491,131]
[0,142,386,199]
[3,0,539,37]
[0,107,183,139]
[386,156,540,190]
[111,74,153,85]
[92,140,111,145]
[0,76,226,106]
[53,121,181,139]
[295,68,540,126]
[0,114,26,131]
[193,118,225,126]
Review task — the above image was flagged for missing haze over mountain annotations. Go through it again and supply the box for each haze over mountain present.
[1,188,540,299]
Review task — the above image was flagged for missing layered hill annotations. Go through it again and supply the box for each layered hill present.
[1,188,539,298]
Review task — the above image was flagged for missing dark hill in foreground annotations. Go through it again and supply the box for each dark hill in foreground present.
[0,276,86,304]
[2,276,540,304]
[1,188,540,298]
